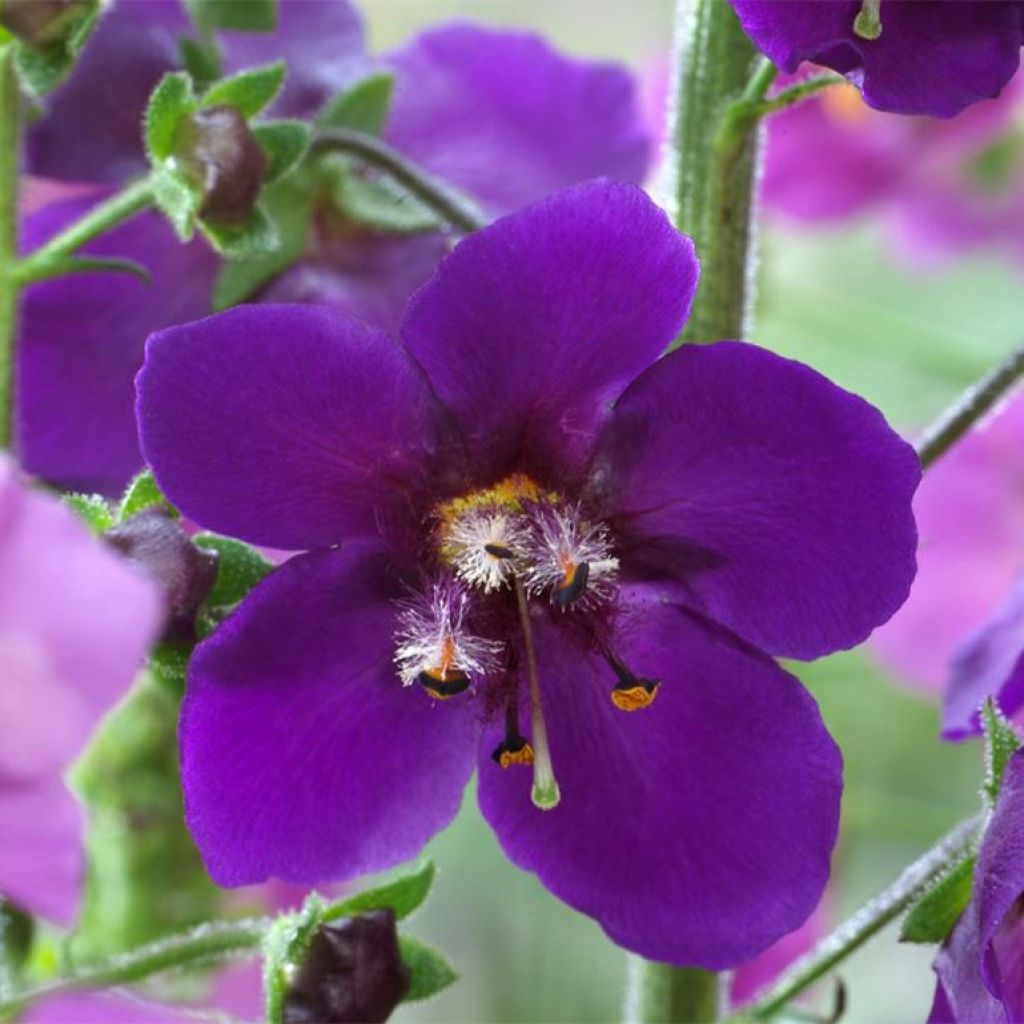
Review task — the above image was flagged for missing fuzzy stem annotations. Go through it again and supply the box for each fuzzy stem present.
[625,960,721,1024]
[742,815,982,1020]
[0,46,19,449]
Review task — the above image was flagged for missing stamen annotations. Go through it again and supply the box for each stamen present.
[553,560,589,608]
[853,0,881,40]
[603,650,661,712]
[514,577,560,810]
[491,694,534,769]
[417,667,471,701]
[444,510,530,593]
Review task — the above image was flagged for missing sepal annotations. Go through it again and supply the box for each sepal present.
[983,697,1022,809]
[900,855,976,945]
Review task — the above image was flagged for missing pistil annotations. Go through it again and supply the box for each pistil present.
[853,0,882,40]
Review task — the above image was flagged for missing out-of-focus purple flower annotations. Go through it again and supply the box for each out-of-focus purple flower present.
[729,0,1024,119]
[929,749,1024,1021]
[0,455,160,925]
[730,905,823,1008]
[136,180,919,966]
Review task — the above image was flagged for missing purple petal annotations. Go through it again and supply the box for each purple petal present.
[402,181,698,484]
[19,192,217,495]
[729,1,1024,118]
[383,24,650,217]
[591,341,919,660]
[944,575,1024,739]
[26,992,187,1023]
[137,304,452,551]
[477,589,841,967]
[181,544,477,886]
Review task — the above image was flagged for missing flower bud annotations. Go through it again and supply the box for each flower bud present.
[282,909,411,1024]
[0,0,86,47]
[105,509,218,645]
[176,104,267,225]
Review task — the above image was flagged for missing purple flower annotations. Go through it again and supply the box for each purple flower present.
[930,749,1024,1021]
[729,1,1024,118]
[0,455,160,924]
[136,180,919,966]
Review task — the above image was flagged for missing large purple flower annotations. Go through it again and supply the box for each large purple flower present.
[729,1,1024,118]
[136,181,919,966]
[0,455,160,924]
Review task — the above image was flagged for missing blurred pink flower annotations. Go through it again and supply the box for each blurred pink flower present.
[19,177,94,217]
[0,455,160,924]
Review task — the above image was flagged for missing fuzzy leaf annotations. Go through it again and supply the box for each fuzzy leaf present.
[252,119,310,182]
[187,0,276,31]
[983,697,1022,808]
[179,36,221,87]
[200,201,279,259]
[333,169,440,235]
[119,469,175,521]
[901,855,976,944]
[144,71,195,163]
[323,862,436,923]
[62,493,114,533]
[399,936,458,1002]
[318,72,394,136]
[200,61,284,118]
[10,1,100,95]
[151,167,200,241]
[148,644,190,696]
[192,532,274,608]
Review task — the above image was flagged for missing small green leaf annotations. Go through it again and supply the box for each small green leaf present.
[9,0,100,95]
[200,201,279,259]
[332,169,440,235]
[192,533,274,608]
[323,861,436,924]
[200,61,284,118]
[319,72,394,136]
[901,855,976,944]
[63,493,114,533]
[983,697,1023,808]
[144,71,196,163]
[119,469,175,521]
[399,936,458,1002]
[18,254,153,286]
[187,0,277,31]
[179,36,221,87]
[252,119,310,182]
[151,167,201,241]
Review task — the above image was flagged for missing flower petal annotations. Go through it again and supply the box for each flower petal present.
[477,589,841,967]
[383,25,650,217]
[137,304,452,551]
[402,181,698,483]
[181,544,477,886]
[590,341,919,660]
[19,193,217,495]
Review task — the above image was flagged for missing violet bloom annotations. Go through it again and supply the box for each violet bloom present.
[729,0,1024,118]
[137,181,919,966]
[0,455,159,924]
[929,749,1024,1022]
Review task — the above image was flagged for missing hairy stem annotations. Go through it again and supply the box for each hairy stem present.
[0,46,19,449]
[625,960,721,1024]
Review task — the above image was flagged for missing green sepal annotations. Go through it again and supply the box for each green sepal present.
[192,532,274,609]
[983,697,1022,809]
[263,893,326,1024]
[900,854,976,945]
[62,493,114,533]
[200,60,284,118]
[179,36,221,87]
[318,71,394,136]
[144,71,196,163]
[151,167,201,241]
[119,469,176,521]
[148,644,190,696]
[322,861,436,923]
[10,0,100,95]
[332,168,440,235]
[399,935,458,1002]
[186,0,277,32]
[200,201,279,259]
[252,119,310,183]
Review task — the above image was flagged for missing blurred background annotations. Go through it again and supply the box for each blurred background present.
[340,3,1011,1022]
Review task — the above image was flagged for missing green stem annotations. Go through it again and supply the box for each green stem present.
[310,128,487,235]
[0,45,19,450]
[0,917,266,1017]
[742,815,982,1020]
[625,961,720,1024]
[752,74,844,118]
[14,175,155,285]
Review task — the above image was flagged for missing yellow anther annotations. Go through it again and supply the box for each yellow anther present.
[611,680,660,712]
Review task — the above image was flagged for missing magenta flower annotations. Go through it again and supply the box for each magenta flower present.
[729,0,1024,118]
[0,455,160,924]
[136,181,919,966]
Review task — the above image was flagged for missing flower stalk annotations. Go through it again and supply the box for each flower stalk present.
[625,960,721,1024]
[0,45,19,449]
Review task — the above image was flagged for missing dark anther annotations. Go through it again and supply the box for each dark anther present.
[0,0,84,47]
[177,105,267,224]
[416,667,470,700]
[105,509,219,646]
[491,733,534,769]
[484,543,515,559]
[282,909,411,1024]
[602,649,660,711]
[553,561,589,608]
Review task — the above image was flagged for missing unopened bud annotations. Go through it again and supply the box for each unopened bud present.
[177,104,267,224]
[0,0,86,47]
[283,910,411,1024]
[105,509,218,645]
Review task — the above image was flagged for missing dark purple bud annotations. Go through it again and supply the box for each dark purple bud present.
[177,105,267,225]
[0,0,84,46]
[283,909,411,1024]
[105,509,218,645]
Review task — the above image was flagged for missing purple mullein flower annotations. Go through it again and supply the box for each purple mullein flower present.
[0,455,160,924]
[728,0,1024,118]
[136,180,919,966]
[929,749,1024,1022]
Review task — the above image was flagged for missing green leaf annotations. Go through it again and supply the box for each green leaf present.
[10,1,100,95]
[18,254,153,286]
[148,644,190,696]
[332,169,440,235]
[318,72,395,136]
[151,167,201,241]
[323,861,436,924]
[192,533,274,608]
[179,36,221,87]
[983,697,1023,808]
[119,469,175,521]
[252,119,310,183]
[187,0,277,31]
[144,71,195,163]
[200,201,279,259]
[63,493,114,533]
[200,61,284,118]
[399,936,458,1002]
[901,855,976,944]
